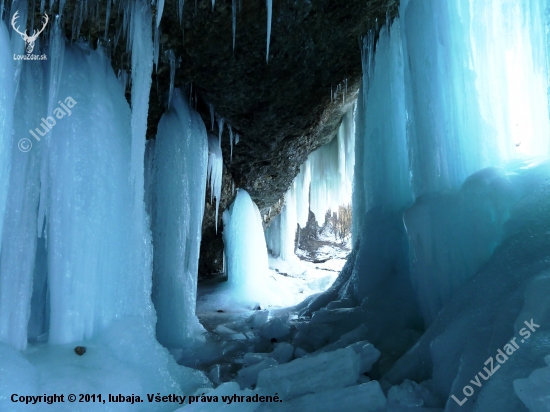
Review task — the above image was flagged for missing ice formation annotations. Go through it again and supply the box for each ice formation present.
[301,1,550,411]
[0,3,211,407]
[222,190,282,308]
[152,89,209,347]
[265,108,354,261]
[207,133,223,232]
[266,0,272,62]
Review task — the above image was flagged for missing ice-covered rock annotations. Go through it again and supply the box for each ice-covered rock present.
[270,342,294,364]
[256,347,360,399]
[236,358,278,389]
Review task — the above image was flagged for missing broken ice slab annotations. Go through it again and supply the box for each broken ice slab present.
[256,347,360,399]
[236,358,278,389]
[246,309,269,330]
[258,317,290,340]
[214,325,238,334]
[256,381,386,412]
[347,341,381,374]
[269,342,294,364]
[243,352,269,366]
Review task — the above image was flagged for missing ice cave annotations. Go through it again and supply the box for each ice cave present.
[1,0,550,411]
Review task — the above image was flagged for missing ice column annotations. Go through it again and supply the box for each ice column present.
[128,0,155,326]
[46,46,151,344]
[0,21,14,253]
[153,89,208,347]
[353,21,412,234]
[0,31,36,351]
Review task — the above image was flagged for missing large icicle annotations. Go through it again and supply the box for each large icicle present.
[128,0,155,328]
[152,89,208,347]
[153,0,164,70]
[207,133,223,232]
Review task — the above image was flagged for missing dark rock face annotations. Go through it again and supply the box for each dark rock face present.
[26,0,396,275]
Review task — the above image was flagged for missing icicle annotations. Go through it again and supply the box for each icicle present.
[217,115,224,147]
[128,0,155,327]
[59,0,66,18]
[232,0,236,51]
[235,133,240,144]
[209,103,215,130]
[104,0,112,39]
[232,179,235,194]
[153,0,164,70]
[228,124,234,161]
[117,69,128,92]
[211,0,215,11]
[178,0,184,24]
[166,50,175,108]
[207,134,223,232]
[266,0,272,63]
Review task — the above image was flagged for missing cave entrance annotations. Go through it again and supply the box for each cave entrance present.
[262,107,355,307]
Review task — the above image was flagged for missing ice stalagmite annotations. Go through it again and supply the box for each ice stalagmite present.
[153,89,208,347]
[223,190,280,307]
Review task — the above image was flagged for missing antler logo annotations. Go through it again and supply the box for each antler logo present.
[11,11,49,54]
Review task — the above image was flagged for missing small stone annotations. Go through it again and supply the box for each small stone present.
[217,309,224,313]
[74,346,86,356]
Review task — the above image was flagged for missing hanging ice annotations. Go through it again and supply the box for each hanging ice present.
[207,133,223,232]
[232,0,237,50]
[128,0,155,330]
[266,0,272,62]
[166,49,176,108]
[152,89,208,347]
